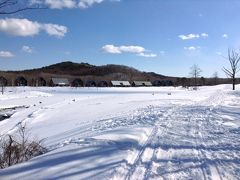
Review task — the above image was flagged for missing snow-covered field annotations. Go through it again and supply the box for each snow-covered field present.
[0,85,240,180]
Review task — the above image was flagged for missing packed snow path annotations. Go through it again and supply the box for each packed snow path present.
[0,86,240,179]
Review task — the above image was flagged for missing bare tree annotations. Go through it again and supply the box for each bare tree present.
[189,64,202,89]
[223,49,240,90]
[212,72,218,85]
[0,77,6,95]
[180,77,188,88]
[200,76,205,86]
[0,0,44,14]
[0,81,3,95]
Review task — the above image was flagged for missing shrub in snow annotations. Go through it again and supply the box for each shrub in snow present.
[0,124,47,169]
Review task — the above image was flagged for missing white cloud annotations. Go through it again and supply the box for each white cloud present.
[179,33,208,40]
[42,24,67,37]
[102,44,157,58]
[216,52,222,56]
[79,0,120,8]
[222,34,228,38]
[79,0,103,8]
[179,34,200,40]
[30,0,77,9]
[102,45,145,54]
[0,51,14,58]
[22,46,33,53]
[0,18,67,38]
[31,0,120,9]
[138,52,157,58]
[102,44,122,54]
[184,46,200,51]
[0,18,41,36]
[119,45,145,54]
[45,0,77,9]
[201,33,208,38]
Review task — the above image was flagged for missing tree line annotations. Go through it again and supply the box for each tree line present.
[188,49,240,90]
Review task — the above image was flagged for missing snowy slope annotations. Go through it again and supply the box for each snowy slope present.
[0,85,240,179]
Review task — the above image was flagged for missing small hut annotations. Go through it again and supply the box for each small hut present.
[111,81,131,87]
[132,81,152,87]
[15,76,27,86]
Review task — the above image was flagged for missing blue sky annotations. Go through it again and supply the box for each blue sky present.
[1,0,240,77]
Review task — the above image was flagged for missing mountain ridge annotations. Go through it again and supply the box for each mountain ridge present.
[3,61,167,79]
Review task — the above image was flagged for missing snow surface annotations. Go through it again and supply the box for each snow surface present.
[0,85,240,180]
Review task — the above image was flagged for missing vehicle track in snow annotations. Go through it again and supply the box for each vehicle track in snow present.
[112,90,240,180]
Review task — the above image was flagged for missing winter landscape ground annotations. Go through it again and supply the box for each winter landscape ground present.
[0,85,240,180]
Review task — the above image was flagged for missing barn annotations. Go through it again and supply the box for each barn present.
[132,81,152,87]
[111,81,131,87]
[50,78,70,86]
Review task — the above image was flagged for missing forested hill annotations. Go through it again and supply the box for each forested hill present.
[3,61,167,81]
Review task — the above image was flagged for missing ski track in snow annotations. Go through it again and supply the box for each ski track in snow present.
[111,89,240,180]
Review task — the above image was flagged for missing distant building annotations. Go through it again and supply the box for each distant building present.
[98,81,108,87]
[152,80,162,86]
[71,78,83,87]
[163,80,173,86]
[50,78,70,86]
[36,77,46,86]
[15,76,28,86]
[132,81,152,87]
[85,80,96,87]
[111,81,131,87]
